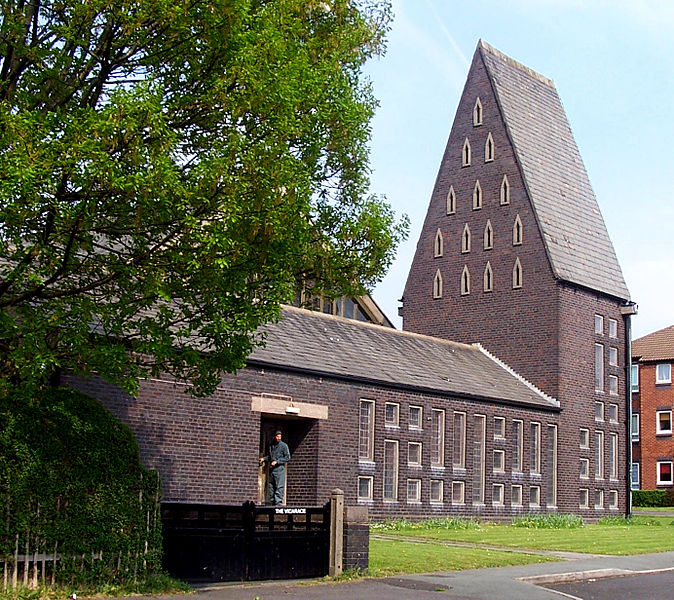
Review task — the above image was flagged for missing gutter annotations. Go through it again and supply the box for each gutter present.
[621,301,638,518]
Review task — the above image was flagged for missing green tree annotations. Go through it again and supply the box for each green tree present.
[0,0,407,398]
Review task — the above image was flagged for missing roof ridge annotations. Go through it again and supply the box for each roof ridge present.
[633,323,674,343]
[478,39,554,88]
[474,343,560,407]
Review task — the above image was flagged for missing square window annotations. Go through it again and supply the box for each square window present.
[631,414,640,442]
[608,404,618,423]
[385,402,400,427]
[609,490,618,509]
[494,416,506,439]
[580,428,590,449]
[657,411,673,435]
[631,364,639,392]
[511,485,523,506]
[580,458,589,478]
[657,462,673,486]
[595,489,604,509]
[409,406,423,430]
[609,319,618,338]
[358,476,373,501]
[609,347,618,366]
[407,479,421,503]
[595,402,604,422]
[492,484,504,505]
[430,480,444,503]
[609,375,618,396]
[579,488,589,508]
[452,481,465,504]
[530,486,540,507]
[594,314,604,334]
[656,364,672,384]
[408,442,422,467]
[493,449,505,472]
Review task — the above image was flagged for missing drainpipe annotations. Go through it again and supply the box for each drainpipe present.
[621,301,638,518]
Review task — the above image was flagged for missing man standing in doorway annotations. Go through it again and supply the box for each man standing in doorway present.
[260,430,291,505]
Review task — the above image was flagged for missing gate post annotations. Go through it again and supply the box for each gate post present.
[328,488,344,576]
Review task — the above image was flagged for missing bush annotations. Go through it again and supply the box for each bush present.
[512,514,583,529]
[632,489,674,507]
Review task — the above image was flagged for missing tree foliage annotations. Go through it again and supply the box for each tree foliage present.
[0,0,406,397]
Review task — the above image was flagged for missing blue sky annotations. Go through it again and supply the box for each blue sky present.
[366,0,673,340]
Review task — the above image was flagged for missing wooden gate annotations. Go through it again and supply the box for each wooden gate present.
[161,501,330,581]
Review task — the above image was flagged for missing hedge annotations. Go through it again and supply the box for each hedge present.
[632,489,674,507]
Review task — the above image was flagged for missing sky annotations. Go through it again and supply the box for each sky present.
[366,0,674,340]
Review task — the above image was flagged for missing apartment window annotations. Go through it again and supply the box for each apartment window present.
[609,433,618,480]
[483,262,493,293]
[594,489,604,509]
[631,413,640,442]
[656,363,672,384]
[434,229,444,257]
[656,410,673,435]
[609,490,618,509]
[462,224,471,253]
[579,488,589,508]
[358,476,373,501]
[407,479,421,503]
[500,174,510,205]
[580,428,590,449]
[608,404,618,423]
[473,415,486,504]
[383,440,399,501]
[431,408,445,467]
[609,375,618,396]
[452,411,466,468]
[430,480,444,503]
[530,486,540,507]
[546,424,557,507]
[447,186,456,214]
[462,138,471,166]
[408,442,422,467]
[484,132,494,162]
[595,344,604,392]
[473,180,482,210]
[494,416,506,439]
[494,449,505,472]
[657,462,673,486]
[358,399,375,461]
[409,405,423,430]
[594,314,604,334]
[579,458,589,478]
[530,422,541,475]
[609,347,618,366]
[609,318,618,338]
[512,420,523,472]
[595,401,604,422]
[473,97,483,126]
[631,462,640,490]
[385,402,400,427]
[631,364,639,392]
[492,483,504,505]
[512,258,522,289]
[512,215,522,245]
[511,485,523,506]
[452,481,465,504]
[483,220,493,250]
[461,265,471,295]
[595,431,604,479]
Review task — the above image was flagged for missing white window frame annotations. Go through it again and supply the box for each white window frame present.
[462,138,471,166]
[408,441,422,467]
[595,343,604,392]
[451,481,465,505]
[631,462,640,490]
[594,314,604,334]
[512,214,522,245]
[473,98,483,126]
[500,174,510,205]
[493,449,505,473]
[431,408,446,468]
[473,414,486,505]
[434,228,444,258]
[609,347,618,366]
[579,488,589,508]
[357,476,373,502]
[430,479,444,504]
[452,411,466,469]
[494,416,506,439]
[609,375,618,396]
[656,410,673,435]
[512,257,522,289]
[511,484,523,506]
[473,180,482,210]
[462,224,471,253]
[609,433,618,480]
[609,490,618,509]
[546,424,558,507]
[407,478,422,504]
[461,265,471,296]
[383,440,399,501]
[579,458,589,479]
[595,401,604,422]
[530,422,541,475]
[433,269,443,299]
[483,220,493,250]
[657,461,673,486]
[530,486,540,508]
[409,405,423,430]
[483,261,493,293]
[608,403,618,423]
[631,364,639,392]
[609,318,618,338]
[656,363,672,384]
[385,402,400,428]
[595,431,604,479]
[580,428,590,449]
[512,420,523,473]
[447,186,456,215]
[358,399,375,462]
[631,413,640,442]
[594,489,604,509]
[492,483,504,505]
[484,132,494,162]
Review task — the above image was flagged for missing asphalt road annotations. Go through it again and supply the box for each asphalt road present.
[544,569,674,600]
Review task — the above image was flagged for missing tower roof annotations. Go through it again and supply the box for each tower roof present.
[477,41,630,300]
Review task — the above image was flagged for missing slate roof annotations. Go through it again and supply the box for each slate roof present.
[478,41,630,301]
[248,306,559,410]
[632,324,674,362]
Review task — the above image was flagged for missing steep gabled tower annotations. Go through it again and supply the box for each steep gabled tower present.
[402,41,635,515]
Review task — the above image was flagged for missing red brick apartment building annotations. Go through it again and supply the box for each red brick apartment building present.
[70,41,635,520]
[631,325,674,491]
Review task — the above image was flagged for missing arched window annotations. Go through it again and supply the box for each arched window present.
[484,219,493,250]
[433,269,443,298]
[462,138,471,166]
[513,214,523,245]
[512,258,523,289]
[447,186,456,214]
[473,97,483,126]
[462,223,471,253]
[485,132,494,162]
[461,265,471,295]
[434,228,443,257]
[484,261,493,292]
[473,180,482,210]
[500,174,510,205]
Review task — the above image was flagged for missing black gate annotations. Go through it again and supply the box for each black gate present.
[161,501,331,582]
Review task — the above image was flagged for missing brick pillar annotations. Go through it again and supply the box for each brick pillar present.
[342,505,369,572]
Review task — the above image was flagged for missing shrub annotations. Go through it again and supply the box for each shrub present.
[632,490,674,507]
[512,514,583,529]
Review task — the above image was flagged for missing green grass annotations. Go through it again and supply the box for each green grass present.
[634,505,674,512]
[374,516,674,556]
[369,538,556,576]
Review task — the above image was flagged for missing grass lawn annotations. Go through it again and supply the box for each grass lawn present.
[369,538,557,577]
[374,516,674,556]
[634,506,674,512]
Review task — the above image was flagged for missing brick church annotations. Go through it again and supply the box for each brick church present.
[69,41,635,520]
